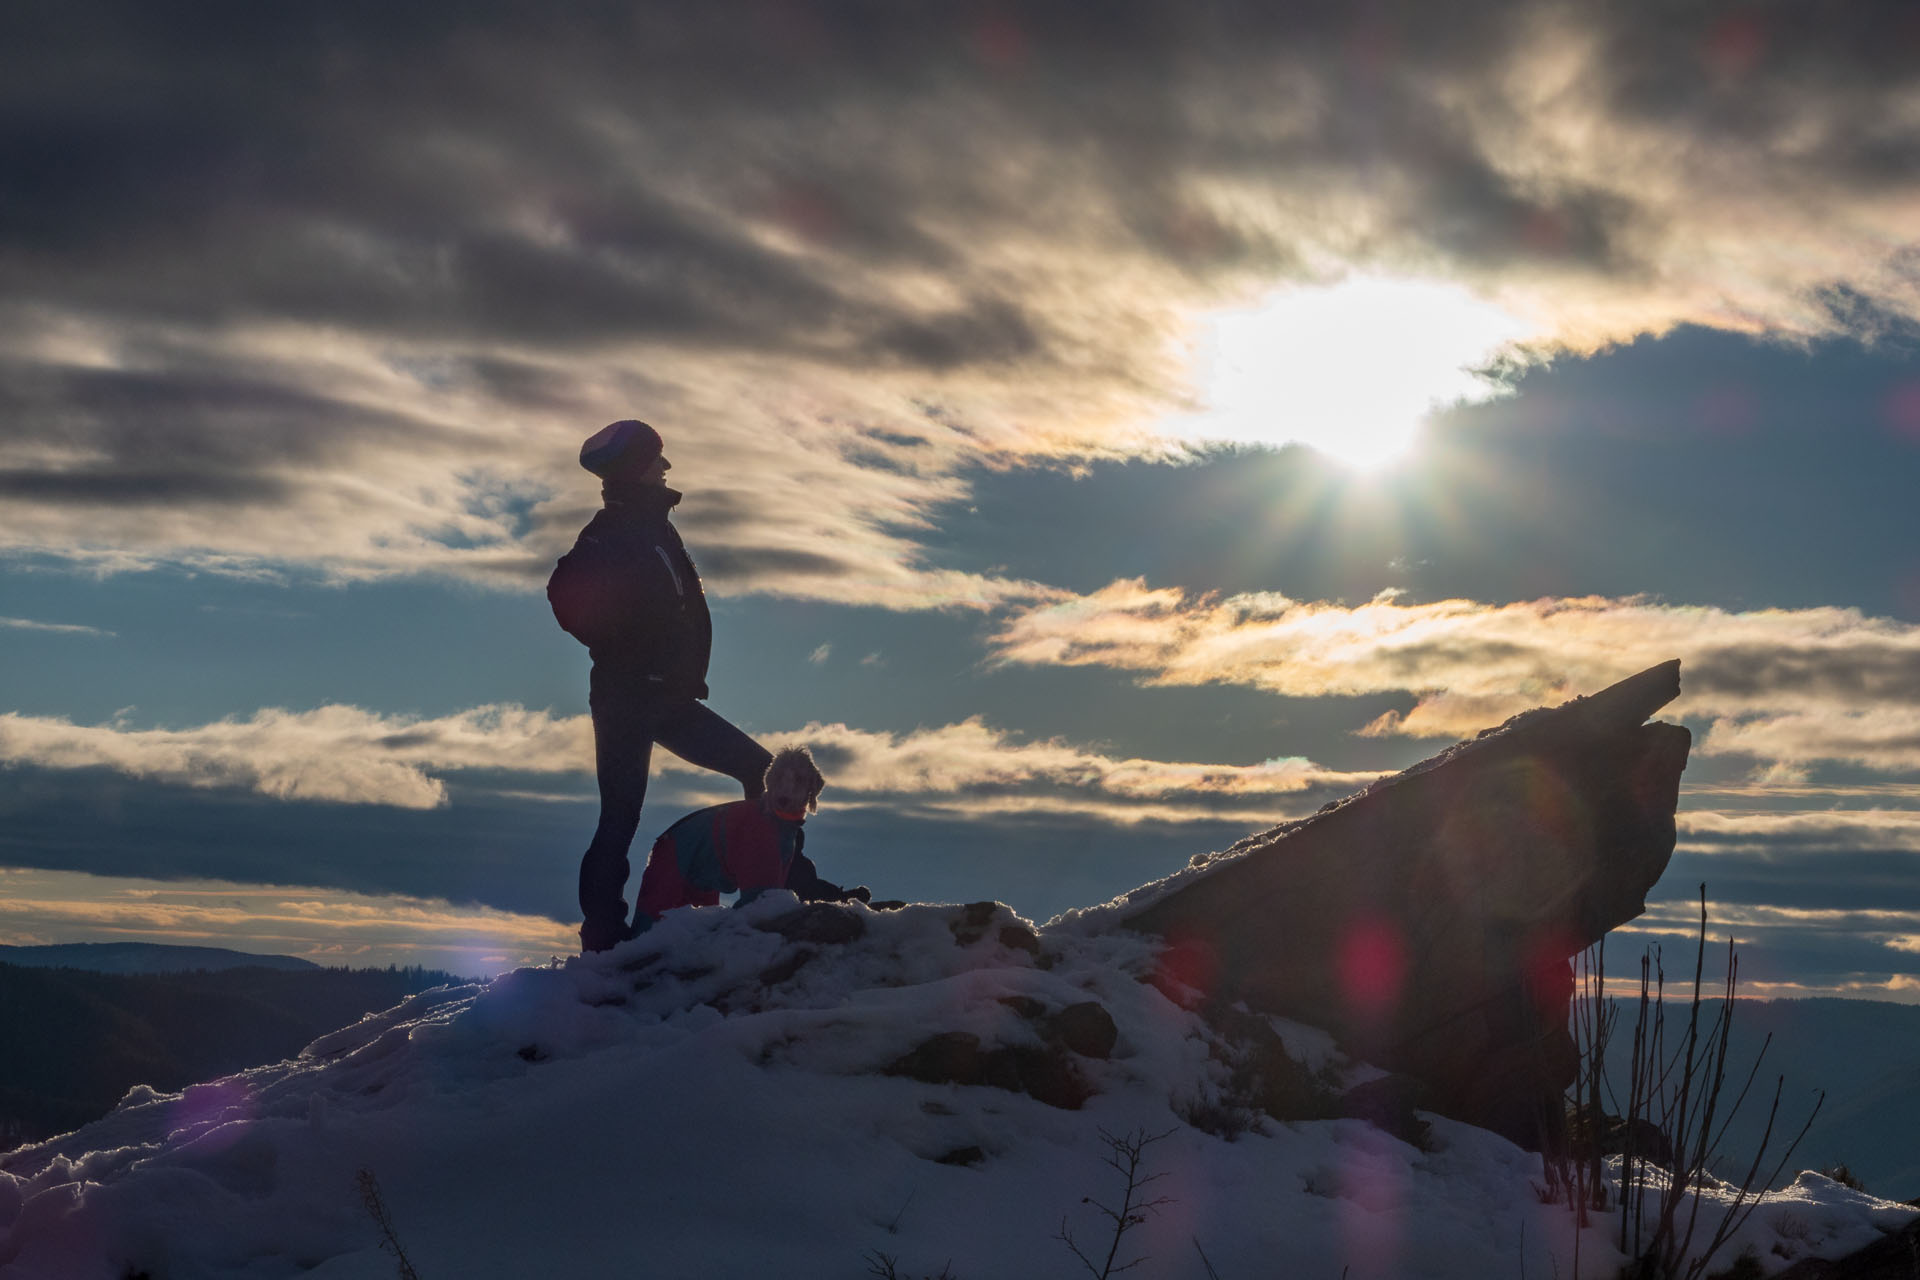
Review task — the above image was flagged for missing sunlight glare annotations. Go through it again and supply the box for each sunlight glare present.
[1177,276,1538,469]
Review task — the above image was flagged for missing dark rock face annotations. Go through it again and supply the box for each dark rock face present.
[759,903,867,945]
[1775,1212,1920,1279]
[885,1030,1096,1111]
[1047,1002,1118,1060]
[1123,660,1691,1150]
[885,994,1121,1111]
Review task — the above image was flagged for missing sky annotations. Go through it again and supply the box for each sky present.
[3,1,1920,985]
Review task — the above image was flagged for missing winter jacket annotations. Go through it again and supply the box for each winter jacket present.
[633,800,850,924]
[548,483,713,700]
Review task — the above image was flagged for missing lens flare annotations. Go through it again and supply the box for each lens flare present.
[1336,916,1407,1018]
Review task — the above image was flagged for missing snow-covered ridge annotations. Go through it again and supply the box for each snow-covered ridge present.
[1,896,1910,1279]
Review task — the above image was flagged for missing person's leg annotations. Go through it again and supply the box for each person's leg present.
[652,701,774,800]
[578,692,655,949]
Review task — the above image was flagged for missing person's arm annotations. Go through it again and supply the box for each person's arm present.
[786,835,870,904]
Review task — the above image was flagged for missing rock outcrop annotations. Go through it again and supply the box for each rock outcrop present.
[1123,660,1692,1150]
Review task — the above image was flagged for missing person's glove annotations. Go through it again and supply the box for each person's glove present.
[838,885,872,904]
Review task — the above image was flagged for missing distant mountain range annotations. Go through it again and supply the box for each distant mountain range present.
[1596,996,1920,1202]
[0,942,318,974]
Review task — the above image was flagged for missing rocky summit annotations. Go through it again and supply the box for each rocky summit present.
[1123,660,1692,1150]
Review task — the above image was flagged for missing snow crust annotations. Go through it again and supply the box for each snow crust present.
[1,895,1909,1279]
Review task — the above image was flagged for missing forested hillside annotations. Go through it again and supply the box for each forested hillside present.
[0,961,465,1148]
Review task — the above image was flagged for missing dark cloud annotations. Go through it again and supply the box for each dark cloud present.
[12,0,1909,356]
[0,468,289,507]
[0,764,578,919]
[5,0,1920,585]
[1689,645,1920,704]
[691,544,865,584]
[1596,5,1920,181]
[0,359,482,514]
[0,361,464,464]
[1672,842,1920,907]
[864,296,1043,371]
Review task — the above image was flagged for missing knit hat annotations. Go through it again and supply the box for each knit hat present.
[579,420,664,477]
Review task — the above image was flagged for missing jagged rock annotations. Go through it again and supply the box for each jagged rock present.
[1047,1002,1119,1060]
[1201,1004,1335,1123]
[1567,1106,1674,1169]
[949,901,1000,945]
[1124,661,1691,1150]
[997,924,1042,955]
[981,1045,1090,1109]
[1338,1075,1430,1148]
[1775,1214,1920,1279]
[757,948,814,987]
[884,1031,1094,1110]
[946,902,1043,957]
[888,1032,983,1084]
[758,903,866,945]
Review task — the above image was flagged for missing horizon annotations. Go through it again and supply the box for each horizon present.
[4,3,1920,995]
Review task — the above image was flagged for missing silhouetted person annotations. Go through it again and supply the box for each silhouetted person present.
[631,746,868,934]
[548,420,772,952]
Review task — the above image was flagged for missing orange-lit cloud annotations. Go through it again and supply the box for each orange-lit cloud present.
[990,582,1920,772]
[0,867,573,975]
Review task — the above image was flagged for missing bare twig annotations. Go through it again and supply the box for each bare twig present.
[886,1188,916,1234]
[1056,1128,1177,1279]
[863,1251,958,1279]
[1576,885,1825,1280]
[355,1168,421,1280]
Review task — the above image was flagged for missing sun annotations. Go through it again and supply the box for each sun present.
[1174,276,1538,470]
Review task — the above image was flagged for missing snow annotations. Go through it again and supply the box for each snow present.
[1,895,1910,1279]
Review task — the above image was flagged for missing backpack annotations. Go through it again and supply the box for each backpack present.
[547,539,623,649]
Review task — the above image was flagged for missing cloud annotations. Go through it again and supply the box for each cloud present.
[757,717,1378,825]
[990,582,1920,772]
[0,614,111,636]
[5,3,1920,595]
[1694,710,1920,774]
[0,705,592,809]
[0,704,1374,827]
[0,866,573,975]
[1678,807,1920,853]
